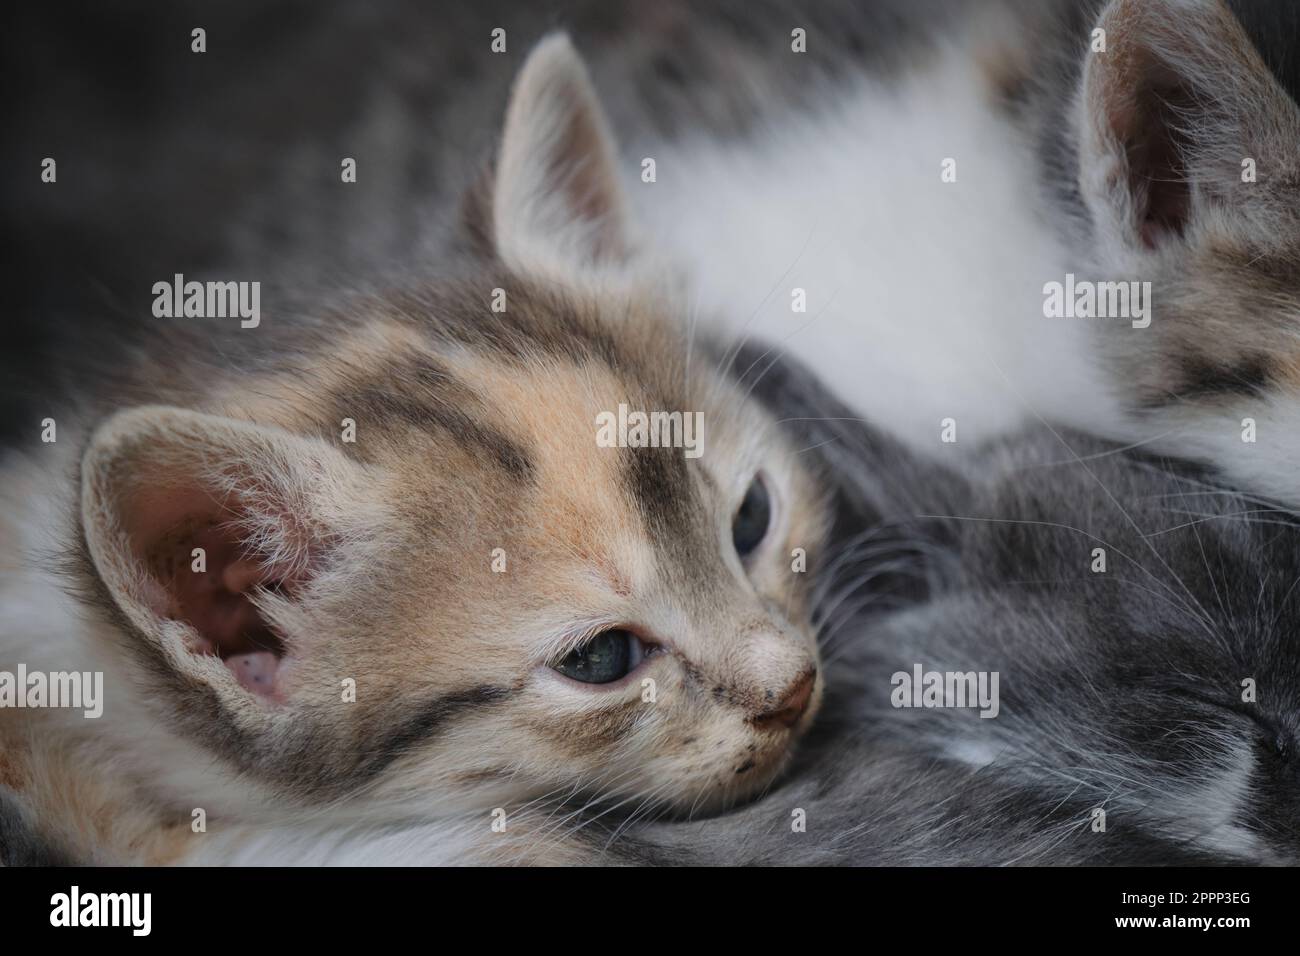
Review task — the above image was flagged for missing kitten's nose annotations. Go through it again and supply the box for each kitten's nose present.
[751,670,816,730]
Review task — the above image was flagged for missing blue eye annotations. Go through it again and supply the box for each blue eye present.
[732,475,771,557]
[552,629,641,684]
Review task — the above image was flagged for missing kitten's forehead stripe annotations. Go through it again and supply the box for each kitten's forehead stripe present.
[624,446,713,580]
[333,354,535,483]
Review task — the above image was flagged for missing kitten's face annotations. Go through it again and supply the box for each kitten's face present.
[351,292,826,814]
[76,35,826,818]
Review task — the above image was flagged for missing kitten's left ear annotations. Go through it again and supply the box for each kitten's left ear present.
[79,406,369,702]
[476,33,630,275]
[1078,0,1300,254]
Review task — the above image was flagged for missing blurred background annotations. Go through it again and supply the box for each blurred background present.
[3,0,952,444]
[2,0,925,439]
[5,0,1296,444]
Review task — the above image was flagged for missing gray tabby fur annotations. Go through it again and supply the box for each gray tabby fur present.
[586,346,1299,865]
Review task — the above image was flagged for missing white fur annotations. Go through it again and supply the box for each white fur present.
[633,45,1123,455]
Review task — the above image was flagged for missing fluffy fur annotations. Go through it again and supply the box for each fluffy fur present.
[591,349,1300,865]
[191,350,1300,865]
[5,0,1300,865]
[640,0,1300,505]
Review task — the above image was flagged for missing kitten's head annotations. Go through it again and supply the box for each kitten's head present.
[76,35,827,819]
[1073,0,1300,500]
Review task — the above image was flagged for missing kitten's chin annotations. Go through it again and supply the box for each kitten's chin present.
[679,751,798,817]
[669,701,821,816]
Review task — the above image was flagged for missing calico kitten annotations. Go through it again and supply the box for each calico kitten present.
[0,38,829,864]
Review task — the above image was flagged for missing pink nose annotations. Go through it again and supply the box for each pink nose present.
[751,671,816,730]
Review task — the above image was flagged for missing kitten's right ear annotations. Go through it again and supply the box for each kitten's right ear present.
[467,33,631,278]
[1078,0,1300,256]
[80,406,366,700]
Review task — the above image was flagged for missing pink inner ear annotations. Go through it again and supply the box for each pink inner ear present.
[175,523,286,695]
[123,483,294,698]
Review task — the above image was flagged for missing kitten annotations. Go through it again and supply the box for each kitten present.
[0,39,829,864]
[633,0,1300,506]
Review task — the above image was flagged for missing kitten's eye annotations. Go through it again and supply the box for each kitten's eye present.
[552,629,642,684]
[732,474,772,558]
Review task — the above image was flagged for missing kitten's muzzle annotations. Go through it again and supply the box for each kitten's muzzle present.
[749,669,816,731]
